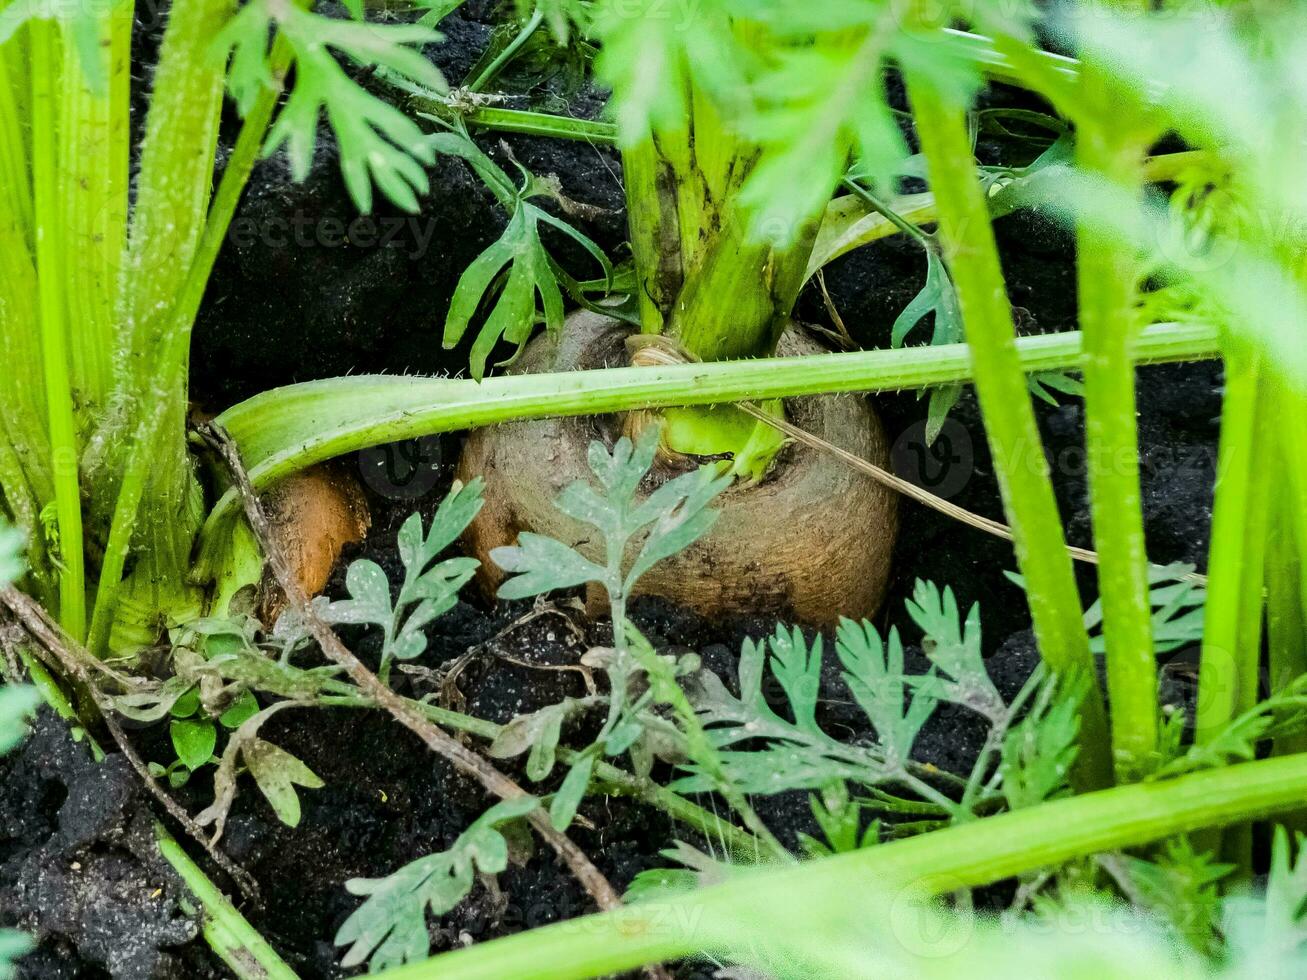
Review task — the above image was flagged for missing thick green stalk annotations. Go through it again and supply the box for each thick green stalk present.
[1195,348,1270,743]
[1075,63,1157,783]
[394,83,619,141]
[903,68,1110,788]
[60,3,131,422]
[1194,345,1272,871]
[117,0,231,378]
[154,823,298,980]
[374,753,1307,980]
[0,42,31,237]
[30,18,86,640]
[1268,389,1307,831]
[199,322,1221,546]
[87,30,293,655]
[1269,384,1307,728]
[623,83,816,463]
[1268,494,1307,748]
[1268,535,1307,697]
[667,205,815,363]
[0,36,49,554]
[621,137,681,335]
[462,106,615,141]
[81,0,233,652]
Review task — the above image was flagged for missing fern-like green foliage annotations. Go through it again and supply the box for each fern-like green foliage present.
[492,427,731,603]
[676,581,1080,827]
[906,579,1004,723]
[890,239,965,441]
[218,0,447,213]
[1084,563,1206,656]
[1151,673,1307,781]
[335,795,539,971]
[489,428,729,829]
[625,840,733,904]
[304,480,483,682]
[677,626,890,794]
[998,670,1083,810]
[431,129,612,379]
[1114,838,1233,955]
[591,0,1024,245]
[882,203,1084,441]
[115,480,486,840]
[333,432,731,971]
[194,699,326,839]
[1008,562,1206,656]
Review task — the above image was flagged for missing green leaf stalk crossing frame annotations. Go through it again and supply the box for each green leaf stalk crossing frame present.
[371,752,1307,980]
[201,322,1220,539]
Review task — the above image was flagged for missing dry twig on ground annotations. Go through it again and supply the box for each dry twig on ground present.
[197,422,671,978]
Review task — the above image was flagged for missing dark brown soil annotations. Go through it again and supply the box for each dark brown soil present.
[1,5,1223,978]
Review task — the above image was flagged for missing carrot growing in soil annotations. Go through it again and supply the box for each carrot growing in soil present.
[5,2,1307,978]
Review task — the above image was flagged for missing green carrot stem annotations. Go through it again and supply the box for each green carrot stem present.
[1195,347,1270,743]
[87,28,293,655]
[1074,65,1157,783]
[371,753,1307,980]
[59,3,131,420]
[464,4,543,93]
[1194,343,1273,871]
[30,19,86,640]
[0,43,31,236]
[1269,383,1307,719]
[154,823,298,980]
[903,65,1110,790]
[201,321,1221,542]
[0,41,48,564]
[621,137,680,334]
[1268,386,1307,832]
